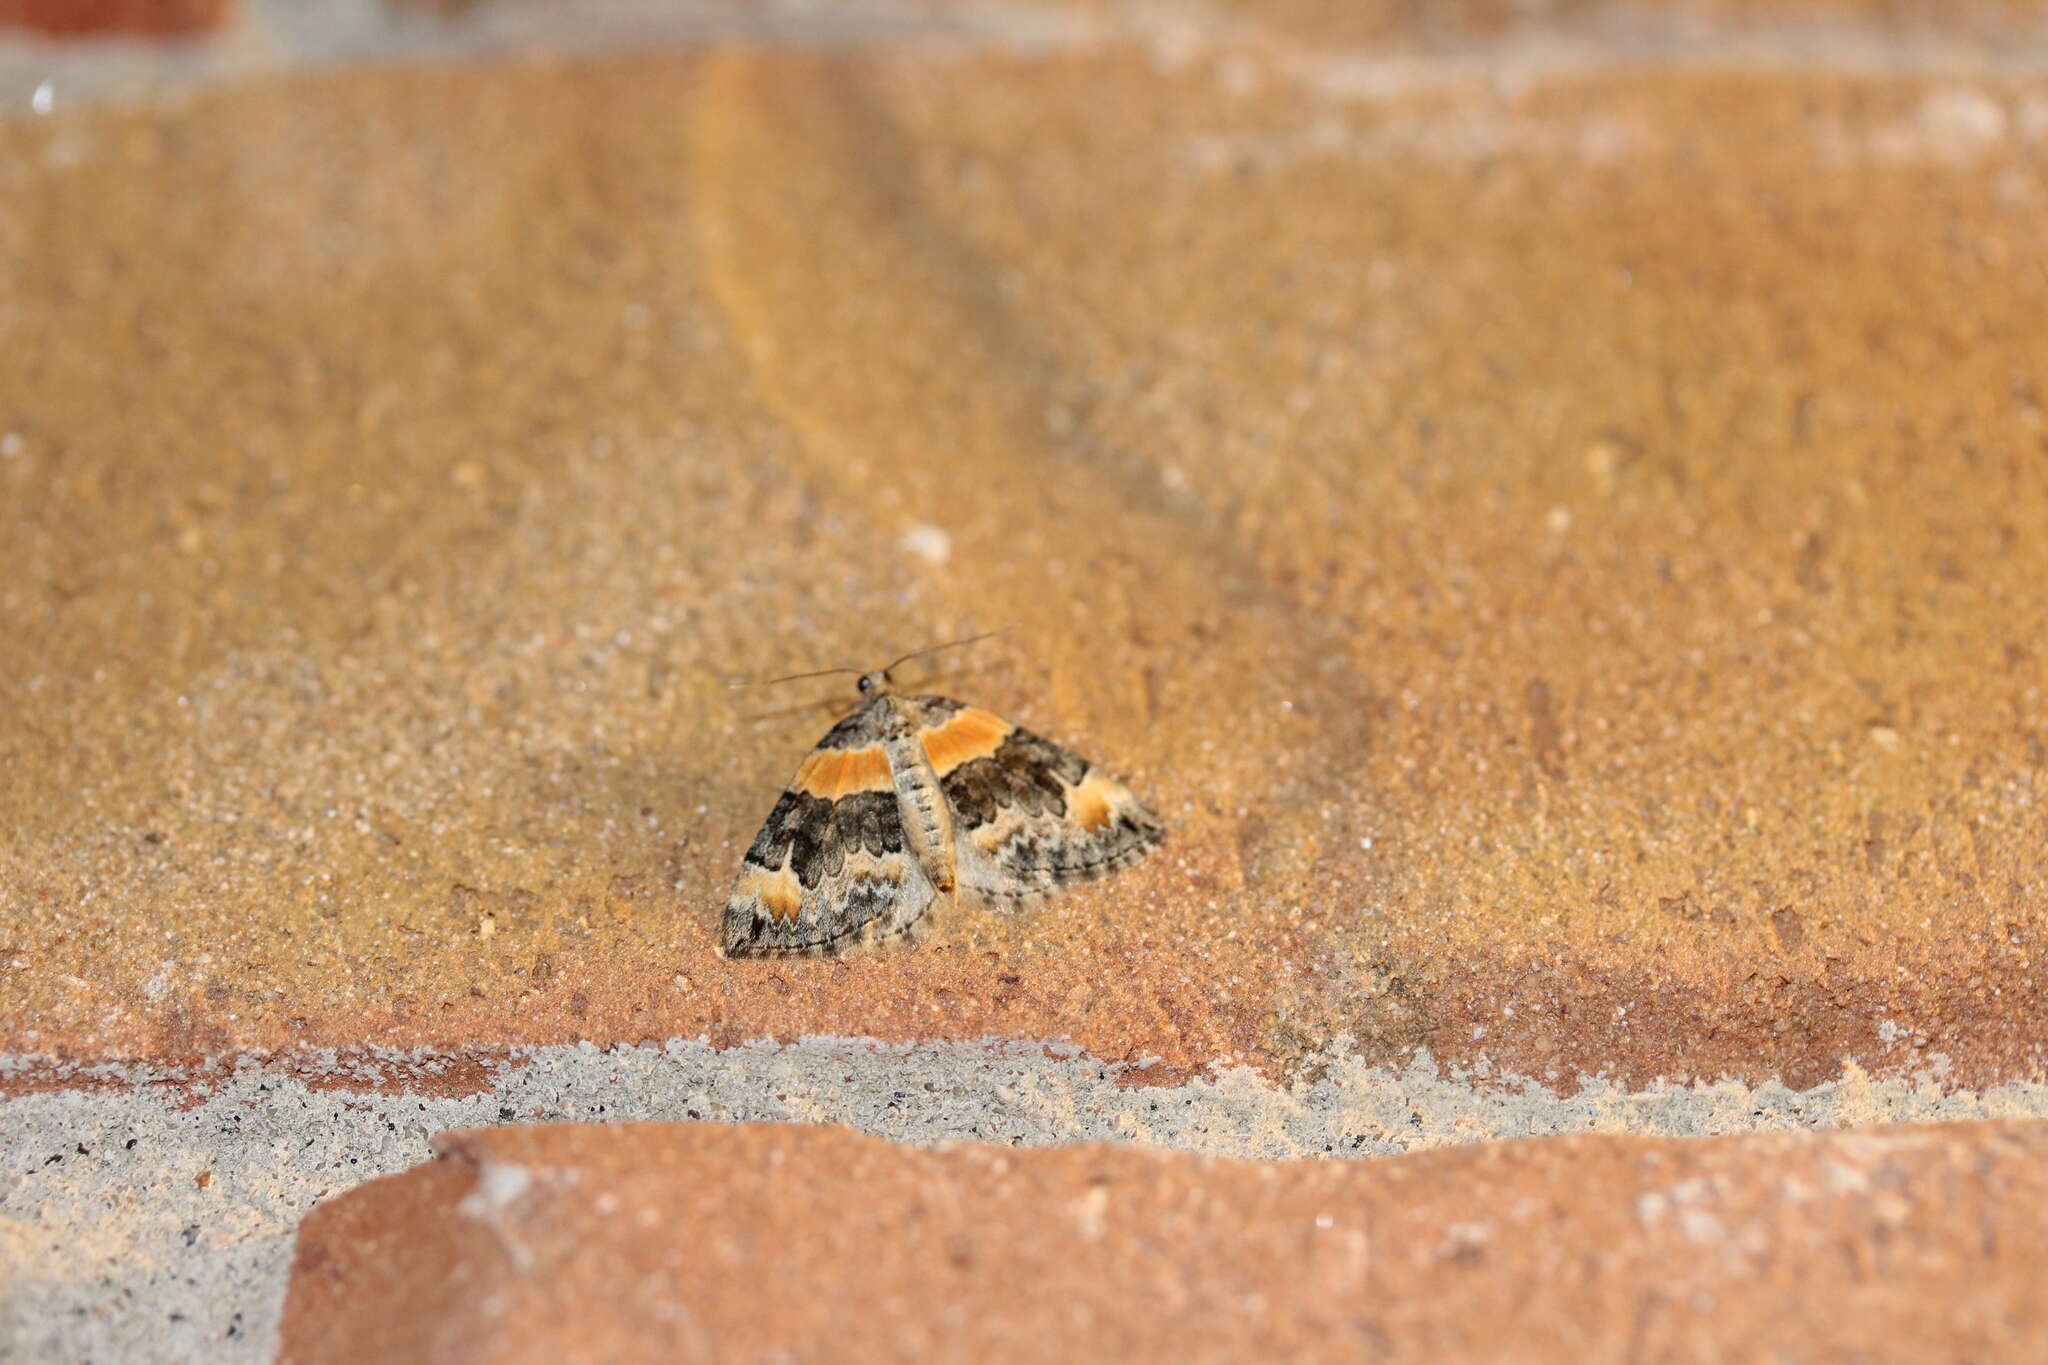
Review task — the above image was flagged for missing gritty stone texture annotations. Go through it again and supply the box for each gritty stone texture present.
[279,1115,2048,1363]
[6,9,2048,1358]
[5,19,2048,1093]
[10,1039,2048,1365]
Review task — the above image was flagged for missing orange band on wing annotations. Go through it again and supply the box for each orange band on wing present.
[794,745,893,799]
[1068,775,1115,833]
[920,708,1013,776]
[739,865,804,922]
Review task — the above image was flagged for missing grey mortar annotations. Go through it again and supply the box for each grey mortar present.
[7,1038,2048,1364]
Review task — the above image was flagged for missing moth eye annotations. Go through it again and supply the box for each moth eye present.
[857,676,873,694]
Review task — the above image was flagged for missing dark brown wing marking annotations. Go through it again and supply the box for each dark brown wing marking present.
[722,786,936,957]
[945,728,1163,908]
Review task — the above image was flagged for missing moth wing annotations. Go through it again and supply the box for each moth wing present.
[721,746,936,957]
[940,723,1165,910]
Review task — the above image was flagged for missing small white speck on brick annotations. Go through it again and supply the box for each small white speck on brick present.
[900,524,952,566]
[458,1162,531,1219]
[1071,1185,1110,1242]
[1678,1208,1724,1244]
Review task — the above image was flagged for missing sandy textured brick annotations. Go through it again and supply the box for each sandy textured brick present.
[279,1118,2048,1363]
[4,20,2048,1092]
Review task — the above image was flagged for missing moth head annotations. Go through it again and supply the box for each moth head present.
[856,668,895,697]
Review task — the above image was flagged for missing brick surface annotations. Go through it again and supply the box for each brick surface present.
[280,1118,2048,1363]
[0,0,228,36]
[4,36,2047,1088]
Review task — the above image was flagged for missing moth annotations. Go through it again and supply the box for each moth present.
[720,639,1165,957]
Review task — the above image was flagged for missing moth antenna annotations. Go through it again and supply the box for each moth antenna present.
[727,665,863,690]
[884,626,1016,675]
